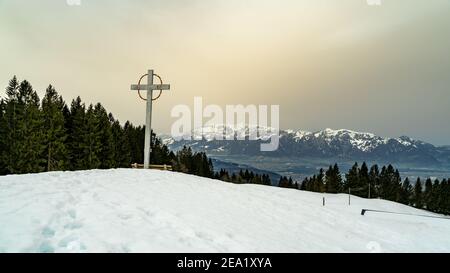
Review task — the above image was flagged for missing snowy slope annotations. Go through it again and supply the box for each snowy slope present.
[1,169,449,253]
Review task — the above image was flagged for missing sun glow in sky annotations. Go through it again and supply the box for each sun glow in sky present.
[1,0,450,144]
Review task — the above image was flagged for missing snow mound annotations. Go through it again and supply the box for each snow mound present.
[1,169,449,253]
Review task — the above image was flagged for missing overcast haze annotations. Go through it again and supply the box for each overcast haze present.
[1,0,450,145]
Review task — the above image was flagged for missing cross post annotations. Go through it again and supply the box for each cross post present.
[130,70,171,169]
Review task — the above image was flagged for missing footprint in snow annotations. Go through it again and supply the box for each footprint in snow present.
[67,209,77,219]
[58,234,78,248]
[41,226,56,238]
[39,241,55,253]
[64,221,83,230]
[118,213,133,220]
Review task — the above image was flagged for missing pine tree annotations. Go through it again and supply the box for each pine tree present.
[379,165,399,201]
[393,169,402,202]
[41,85,68,171]
[288,177,295,188]
[174,146,193,173]
[441,179,450,215]
[262,174,271,186]
[93,103,114,169]
[219,169,231,182]
[11,80,45,173]
[369,164,380,198]
[378,166,387,198]
[325,164,342,193]
[413,178,423,208]
[315,168,325,192]
[307,176,316,191]
[428,179,441,212]
[278,176,293,188]
[2,77,21,173]
[399,177,413,205]
[0,99,8,175]
[279,176,296,188]
[110,115,131,168]
[344,163,359,194]
[300,178,307,190]
[424,178,433,209]
[333,164,343,192]
[66,97,86,170]
[359,162,370,197]
[325,166,335,193]
[231,173,237,182]
[278,176,285,187]
[202,154,214,178]
[207,158,214,178]
[83,104,102,169]
[127,124,145,164]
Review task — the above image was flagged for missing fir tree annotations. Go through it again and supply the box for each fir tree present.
[369,164,380,198]
[314,168,325,192]
[306,176,316,191]
[93,103,114,169]
[83,104,102,169]
[359,162,370,197]
[41,85,68,171]
[262,174,271,186]
[2,77,22,173]
[124,121,142,164]
[325,164,342,193]
[424,178,433,209]
[428,179,441,212]
[174,146,193,173]
[110,115,131,168]
[0,99,8,175]
[300,178,308,191]
[393,169,402,202]
[12,80,45,173]
[413,178,423,208]
[333,164,343,192]
[67,97,86,170]
[344,163,359,194]
[440,179,450,215]
[278,176,296,189]
[288,177,295,188]
[379,165,400,201]
[399,177,413,205]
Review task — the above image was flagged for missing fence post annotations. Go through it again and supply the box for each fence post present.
[348,188,351,206]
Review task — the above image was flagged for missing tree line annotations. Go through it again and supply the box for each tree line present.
[214,169,272,185]
[279,162,450,215]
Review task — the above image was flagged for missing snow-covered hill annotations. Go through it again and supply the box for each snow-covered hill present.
[1,169,450,253]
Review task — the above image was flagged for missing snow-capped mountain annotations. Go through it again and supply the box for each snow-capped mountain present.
[162,127,450,167]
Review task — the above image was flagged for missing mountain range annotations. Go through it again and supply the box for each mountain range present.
[162,127,450,168]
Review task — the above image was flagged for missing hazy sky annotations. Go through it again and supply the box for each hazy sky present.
[1,0,450,145]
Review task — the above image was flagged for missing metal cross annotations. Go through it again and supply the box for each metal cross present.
[130,69,171,169]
